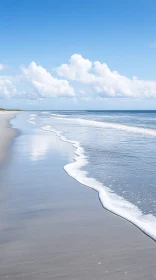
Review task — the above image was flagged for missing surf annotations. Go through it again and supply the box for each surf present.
[28,114,156,241]
[52,115,156,137]
[41,123,156,241]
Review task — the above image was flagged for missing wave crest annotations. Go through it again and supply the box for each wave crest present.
[52,115,156,137]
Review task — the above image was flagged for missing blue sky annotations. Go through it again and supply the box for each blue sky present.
[0,0,156,109]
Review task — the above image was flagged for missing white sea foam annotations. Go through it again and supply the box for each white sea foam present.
[29,118,36,125]
[52,115,156,137]
[51,113,67,117]
[28,114,37,124]
[28,113,156,241]
[30,114,37,117]
[42,124,156,241]
[41,112,50,114]
[29,120,36,125]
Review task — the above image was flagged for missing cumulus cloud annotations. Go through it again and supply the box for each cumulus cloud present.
[56,54,156,98]
[1,56,156,100]
[56,54,94,82]
[0,76,17,98]
[93,61,156,98]
[0,63,18,98]
[21,61,75,98]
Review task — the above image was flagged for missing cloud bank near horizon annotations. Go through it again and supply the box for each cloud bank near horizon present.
[1,54,156,100]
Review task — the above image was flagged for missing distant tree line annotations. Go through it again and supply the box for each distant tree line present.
[0,108,22,111]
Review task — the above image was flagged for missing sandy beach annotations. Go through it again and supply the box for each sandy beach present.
[0,112,17,168]
[0,112,155,280]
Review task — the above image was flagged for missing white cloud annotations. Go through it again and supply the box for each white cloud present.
[0,76,17,98]
[56,54,94,82]
[1,56,156,100]
[21,61,75,98]
[93,61,156,98]
[56,54,156,98]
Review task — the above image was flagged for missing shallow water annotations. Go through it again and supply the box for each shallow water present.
[29,110,156,240]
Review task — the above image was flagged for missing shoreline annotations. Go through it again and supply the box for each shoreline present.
[0,112,155,279]
[0,112,18,169]
[42,123,156,242]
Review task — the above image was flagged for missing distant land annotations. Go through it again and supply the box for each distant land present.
[0,108,22,111]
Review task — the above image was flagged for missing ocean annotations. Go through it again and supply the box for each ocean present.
[27,111,156,241]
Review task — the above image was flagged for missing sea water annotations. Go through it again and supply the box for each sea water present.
[29,110,156,240]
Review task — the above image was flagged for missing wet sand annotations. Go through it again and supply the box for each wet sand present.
[0,113,155,280]
[0,112,17,167]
